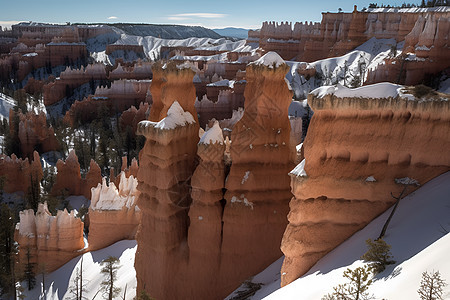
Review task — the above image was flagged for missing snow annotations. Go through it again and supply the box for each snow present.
[199,120,224,145]
[290,159,307,177]
[365,176,377,182]
[0,92,16,121]
[231,194,254,209]
[139,101,195,130]
[252,51,285,68]
[23,240,137,300]
[311,82,415,99]
[227,171,450,300]
[206,79,234,87]
[367,6,450,13]
[395,177,420,186]
[241,171,250,184]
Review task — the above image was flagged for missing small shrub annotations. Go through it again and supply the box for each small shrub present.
[361,238,395,274]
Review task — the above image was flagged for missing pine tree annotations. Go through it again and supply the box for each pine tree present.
[0,203,16,298]
[322,265,374,300]
[361,238,395,274]
[24,247,36,290]
[100,256,121,300]
[418,270,447,300]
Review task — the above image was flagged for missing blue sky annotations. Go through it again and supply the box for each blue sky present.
[0,0,415,29]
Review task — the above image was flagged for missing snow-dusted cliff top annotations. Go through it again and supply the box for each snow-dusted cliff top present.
[199,121,224,145]
[139,101,195,130]
[311,82,415,99]
[251,51,286,68]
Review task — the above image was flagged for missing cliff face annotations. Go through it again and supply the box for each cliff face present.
[280,83,450,286]
[135,62,199,299]
[135,53,295,299]
[15,202,84,273]
[256,8,450,85]
[0,151,42,193]
[51,150,101,198]
[221,52,294,292]
[87,172,141,251]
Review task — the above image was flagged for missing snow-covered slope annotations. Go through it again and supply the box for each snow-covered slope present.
[22,240,137,300]
[227,171,450,300]
[286,37,403,100]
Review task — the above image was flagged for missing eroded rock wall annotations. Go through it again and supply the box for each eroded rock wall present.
[280,87,450,286]
[15,202,84,273]
[87,172,141,251]
[0,151,43,193]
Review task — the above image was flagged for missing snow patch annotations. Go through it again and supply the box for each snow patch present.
[395,177,420,186]
[365,176,376,182]
[290,159,307,177]
[199,120,224,144]
[231,194,254,209]
[311,82,414,99]
[139,101,195,130]
[241,171,250,184]
[252,51,285,68]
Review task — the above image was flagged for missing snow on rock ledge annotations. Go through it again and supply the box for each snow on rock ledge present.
[311,82,414,99]
[88,171,141,251]
[251,51,286,68]
[90,172,139,211]
[199,120,224,145]
[138,100,195,131]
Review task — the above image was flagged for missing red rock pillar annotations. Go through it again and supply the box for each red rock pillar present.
[135,62,199,299]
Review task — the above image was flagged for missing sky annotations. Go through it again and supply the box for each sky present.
[0,0,418,30]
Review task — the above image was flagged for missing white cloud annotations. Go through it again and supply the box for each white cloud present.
[167,13,227,21]
[107,16,118,20]
[0,20,26,29]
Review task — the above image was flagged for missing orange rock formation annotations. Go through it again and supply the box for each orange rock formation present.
[280,84,450,286]
[87,172,141,251]
[51,150,101,198]
[0,151,43,193]
[9,109,60,159]
[135,61,199,298]
[135,53,295,299]
[15,202,85,273]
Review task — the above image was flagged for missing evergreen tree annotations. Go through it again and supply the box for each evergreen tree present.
[24,247,36,290]
[0,203,16,298]
[361,238,395,274]
[418,270,447,300]
[322,265,374,300]
[100,256,121,300]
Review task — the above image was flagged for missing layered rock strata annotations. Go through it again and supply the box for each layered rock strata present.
[15,202,84,273]
[135,62,199,299]
[87,172,141,251]
[281,83,450,286]
[135,52,295,299]
[221,52,294,292]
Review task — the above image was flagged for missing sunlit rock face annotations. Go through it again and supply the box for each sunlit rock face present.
[220,52,294,294]
[134,62,199,299]
[15,202,85,273]
[280,83,450,286]
[87,172,141,251]
[135,53,295,299]
[257,8,450,85]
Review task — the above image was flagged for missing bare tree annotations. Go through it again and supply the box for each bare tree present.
[418,271,447,300]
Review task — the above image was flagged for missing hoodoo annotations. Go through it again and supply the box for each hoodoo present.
[280,83,450,286]
[135,52,295,299]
